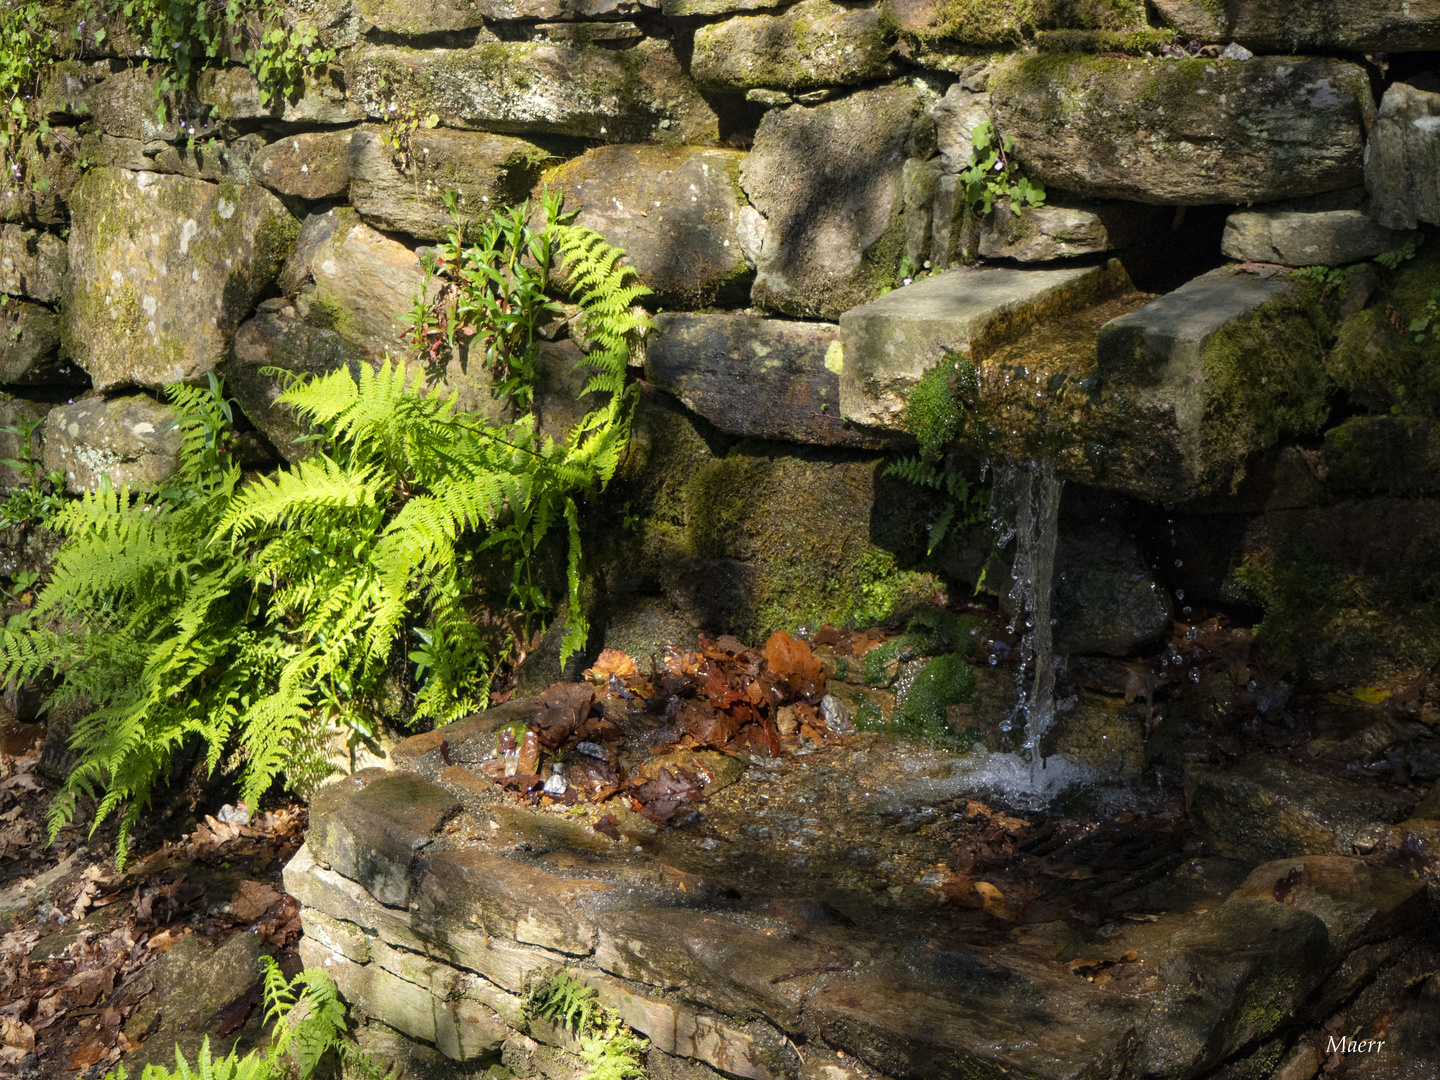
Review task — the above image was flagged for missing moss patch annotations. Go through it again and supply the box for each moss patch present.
[900,653,978,735]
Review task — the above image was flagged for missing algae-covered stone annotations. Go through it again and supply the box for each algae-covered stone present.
[1044,692,1147,774]
[662,0,783,12]
[599,393,942,640]
[361,0,644,23]
[228,307,369,461]
[252,130,354,202]
[196,65,365,128]
[1220,208,1412,267]
[741,82,935,319]
[1365,82,1440,230]
[978,198,1160,261]
[1094,268,1332,500]
[62,168,299,391]
[545,145,749,307]
[40,395,182,494]
[1152,0,1440,52]
[645,313,892,447]
[882,0,1145,45]
[691,1,894,92]
[838,260,1125,430]
[0,301,70,386]
[349,126,549,240]
[0,128,82,227]
[991,54,1373,205]
[346,40,717,144]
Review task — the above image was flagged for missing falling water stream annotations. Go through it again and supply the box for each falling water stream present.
[988,459,1065,779]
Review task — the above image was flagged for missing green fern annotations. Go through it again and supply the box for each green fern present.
[525,972,649,1080]
[883,456,988,557]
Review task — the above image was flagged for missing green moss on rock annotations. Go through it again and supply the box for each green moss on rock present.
[900,653,977,735]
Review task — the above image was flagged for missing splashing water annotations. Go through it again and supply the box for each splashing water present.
[989,459,1064,776]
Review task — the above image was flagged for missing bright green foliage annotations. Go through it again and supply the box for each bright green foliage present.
[904,358,977,464]
[1409,288,1440,345]
[0,3,51,204]
[525,972,649,1080]
[959,121,1045,219]
[92,0,335,116]
[104,959,395,1080]
[899,652,977,736]
[0,412,66,528]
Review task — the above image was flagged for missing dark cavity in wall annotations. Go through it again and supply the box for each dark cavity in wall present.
[1117,204,1231,296]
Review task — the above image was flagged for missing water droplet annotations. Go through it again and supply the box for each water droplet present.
[1174,559,1183,568]
[1175,589,1185,601]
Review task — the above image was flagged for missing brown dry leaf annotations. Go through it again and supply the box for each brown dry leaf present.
[974,881,1019,921]
[763,631,824,693]
[0,1046,27,1066]
[584,649,639,681]
[63,963,117,1007]
[147,928,185,953]
[67,1038,109,1071]
[0,1016,35,1051]
[232,880,282,922]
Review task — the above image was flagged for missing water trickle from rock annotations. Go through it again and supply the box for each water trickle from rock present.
[989,458,1064,774]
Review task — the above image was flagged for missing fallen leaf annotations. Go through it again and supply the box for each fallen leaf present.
[763,631,824,696]
[592,814,621,841]
[231,880,282,922]
[584,649,639,681]
[67,1038,108,1071]
[0,1016,34,1051]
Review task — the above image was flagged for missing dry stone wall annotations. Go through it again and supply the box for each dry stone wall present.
[0,1,1437,675]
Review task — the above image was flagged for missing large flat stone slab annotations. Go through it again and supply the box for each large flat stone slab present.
[1152,0,1440,52]
[1221,207,1413,267]
[691,0,894,92]
[991,54,1373,205]
[645,313,896,448]
[838,260,1126,430]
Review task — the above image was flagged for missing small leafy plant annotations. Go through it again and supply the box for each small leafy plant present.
[1375,239,1418,271]
[1408,287,1440,344]
[0,412,66,529]
[525,972,648,1080]
[959,120,1045,219]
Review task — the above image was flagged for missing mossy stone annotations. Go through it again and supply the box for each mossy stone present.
[692,0,896,92]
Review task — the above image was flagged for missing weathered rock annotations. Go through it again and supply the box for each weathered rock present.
[1151,0,1440,52]
[35,59,103,125]
[741,82,935,319]
[348,126,548,241]
[0,301,67,385]
[227,306,368,461]
[308,770,461,907]
[991,54,1374,205]
[1221,208,1413,267]
[902,158,941,267]
[361,0,645,25]
[0,226,67,303]
[645,314,894,448]
[252,130,354,202]
[62,169,299,391]
[0,128,82,227]
[1044,692,1148,773]
[838,260,1125,430]
[662,0,782,12]
[932,82,991,173]
[88,67,189,143]
[1093,268,1332,501]
[882,0,1146,46]
[1322,415,1440,496]
[1052,524,1171,655]
[195,64,365,128]
[691,1,894,92]
[1186,756,1420,863]
[545,145,750,307]
[346,40,718,144]
[1366,82,1440,231]
[40,395,182,494]
[280,207,427,362]
[979,199,1160,261]
[120,929,266,1044]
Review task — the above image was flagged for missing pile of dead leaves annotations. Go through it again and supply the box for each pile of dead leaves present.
[0,745,42,863]
[0,804,306,1075]
[465,631,850,827]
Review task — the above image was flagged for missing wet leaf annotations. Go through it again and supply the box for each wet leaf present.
[66,1037,107,1071]
[231,880,281,922]
[584,649,639,681]
[763,631,824,698]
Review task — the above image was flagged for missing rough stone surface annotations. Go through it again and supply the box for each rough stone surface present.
[882,0,1147,46]
[227,306,369,461]
[1220,208,1413,267]
[741,82,936,319]
[1151,0,1440,52]
[0,226,67,303]
[346,40,718,144]
[838,260,1125,429]
[545,145,750,307]
[1186,756,1420,863]
[0,301,69,385]
[62,168,299,391]
[40,395,182,494]
[978,199,1161,261]
[691,1,894,92]
[645,314,894,448]
[348,126,549,241]
[252,130,354,202]
[1053,524,1171,656]
[195,65,366,128]
[361,0,646,24]
[991,55,1374,205]
[1366,81,1440,230]
[932,82,991,174]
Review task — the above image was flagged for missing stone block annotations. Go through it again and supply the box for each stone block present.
[345,40,718,144]
[932,81,991,174]
[882,0,1146,47]
[645,314,893,448]
[40,395,182,494]
[1053,524,1171,655]
[662,0,783,12]
[195,65,366,128]
[348,126,549,241]
[362,0,645,24]
[0,127,82,228]
[0,226,67,303]
[1366,81,1440,230]
[1093,268,1331,499]
[283,845,431,955]
[122,932,265,1044]
[308,771,461,907]
[741,81,936,319]
[691,1,894,92]
[546,145,750,307]
[978,199,1161,262]
[0,301,67,385]
[1220,208,1413,266]
[62,168,299,391]
[1185,756,1420,864]
[415,848,607,955]
[838,260,1124,429]
[1152,0,1440,52]
[390,699,540,778]
[991,54,1373,205]
[252,130,354,202]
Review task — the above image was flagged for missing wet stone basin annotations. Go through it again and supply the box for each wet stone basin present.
[287,692,1432,1080]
